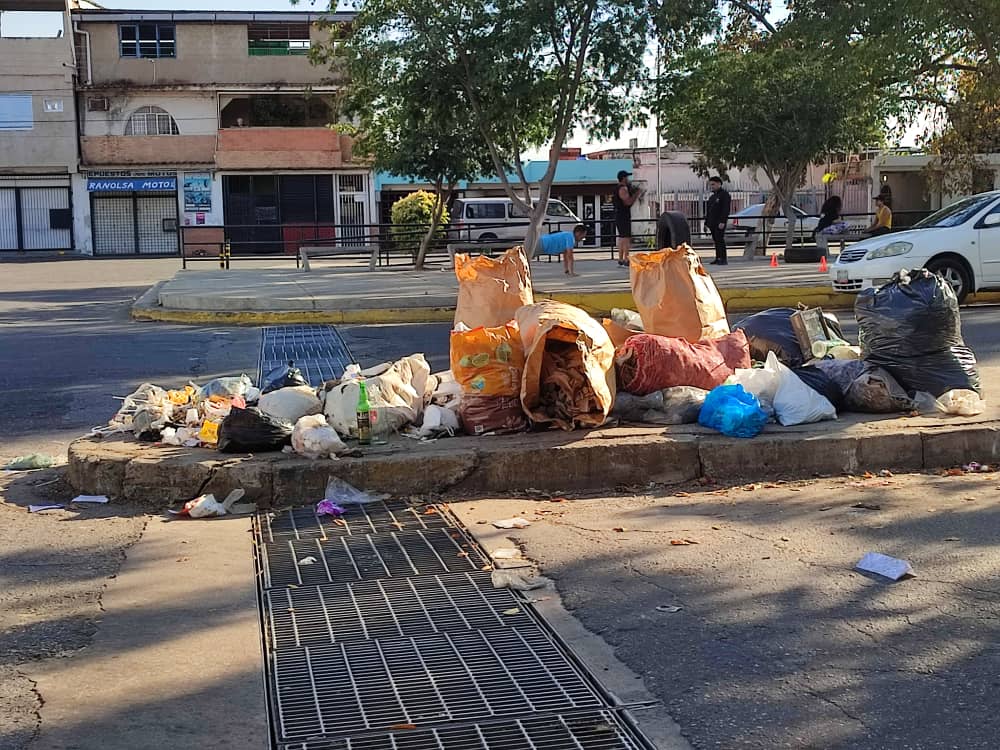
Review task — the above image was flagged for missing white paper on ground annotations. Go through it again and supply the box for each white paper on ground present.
[856,552,914,581]
[492,548,523,559]
[492,517,531,529]
[71,495,110,504]
[29,504,64,513]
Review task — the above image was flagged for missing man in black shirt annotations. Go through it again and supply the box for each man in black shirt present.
[613,169,643,266]
[705,176,731,265]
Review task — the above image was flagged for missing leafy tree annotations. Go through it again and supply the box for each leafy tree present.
[317,0,680,256]
[315,11,489,269]
[651,2,889,251]
[389,191,450,260]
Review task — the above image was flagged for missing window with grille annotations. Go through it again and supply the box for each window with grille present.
[119,23,175,58]
[247,23,311,55]
[124,106,179,136]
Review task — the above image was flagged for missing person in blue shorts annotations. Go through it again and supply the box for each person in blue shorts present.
[537,224,588,276]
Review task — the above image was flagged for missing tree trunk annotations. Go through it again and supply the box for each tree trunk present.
[413,188,447,270]
[782,198,796,254]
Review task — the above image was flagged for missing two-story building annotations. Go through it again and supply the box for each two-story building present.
[71,6,369,256]
[0,0,78,252]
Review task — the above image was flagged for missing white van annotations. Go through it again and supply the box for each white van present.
[449,197,580,241]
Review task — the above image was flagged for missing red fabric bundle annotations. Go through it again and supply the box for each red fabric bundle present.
[616,331,751,395]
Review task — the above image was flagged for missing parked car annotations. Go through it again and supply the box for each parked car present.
[729,203,820,241]
[829,190,1000,302]
[448,197,580,242]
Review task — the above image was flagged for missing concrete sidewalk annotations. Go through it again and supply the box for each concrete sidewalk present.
[133,250,856,325]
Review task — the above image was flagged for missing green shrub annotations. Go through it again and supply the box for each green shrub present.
[389,190,450,258]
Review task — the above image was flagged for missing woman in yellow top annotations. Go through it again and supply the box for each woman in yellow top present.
[865,194,892,236]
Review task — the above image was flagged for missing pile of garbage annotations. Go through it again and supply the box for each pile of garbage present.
[100,356,464,458]
[99,249,986,453]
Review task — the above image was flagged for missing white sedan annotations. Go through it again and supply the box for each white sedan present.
[830,191,1000,302]
[729,203,820,241]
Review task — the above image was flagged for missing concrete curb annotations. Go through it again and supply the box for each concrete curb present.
[68,418,1000,507]
[131,284,1000,325]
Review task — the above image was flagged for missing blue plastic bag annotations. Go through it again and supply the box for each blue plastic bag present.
[698,384,768,438]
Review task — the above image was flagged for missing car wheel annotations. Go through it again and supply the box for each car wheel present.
[478,232,498,242]
[927,257,971,303]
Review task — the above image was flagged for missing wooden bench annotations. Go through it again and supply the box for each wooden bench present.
[299,244,381,272]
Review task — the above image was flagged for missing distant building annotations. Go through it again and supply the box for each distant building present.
[0,0,78,252]
[70,6,370,256]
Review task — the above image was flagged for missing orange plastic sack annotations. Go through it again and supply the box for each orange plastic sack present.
[516,301,616,431]
[630,245,729,341]
[454,247,534,329]
[450,323,525,397]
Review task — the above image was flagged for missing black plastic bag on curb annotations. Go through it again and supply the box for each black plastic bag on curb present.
[261,361,309,394]
[734,308,843,367]
[218,407,293,453]
[855,269,981,396]
[793,365,844,409]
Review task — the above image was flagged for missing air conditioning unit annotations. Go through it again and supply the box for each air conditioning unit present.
[87,97,109,112]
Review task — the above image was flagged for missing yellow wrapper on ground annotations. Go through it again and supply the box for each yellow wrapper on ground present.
[516,301,616,431]
[450,323,526,397]
[454,247,533,329]
[630,244,729,342]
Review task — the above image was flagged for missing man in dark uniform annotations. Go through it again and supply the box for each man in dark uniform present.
[705,176,731,265]
[613,169,642,266]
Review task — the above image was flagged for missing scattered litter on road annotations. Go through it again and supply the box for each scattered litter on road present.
[670,539,697,546]
[4,453,56,471]
[851,503,882,511]
[324,476,386,506]
[297,556,318,566]
[70,495,109,504]
[656,605,683,613]
[169,489,246,518]
[491,569,546,591]
[492,548,522,560]
[502,607,521,616]
[963,462,993,473]
[855,552,914,581]
[29,504,63,513]
[316,499,345,517]
[493,517,531,529]
[944,537,961,542]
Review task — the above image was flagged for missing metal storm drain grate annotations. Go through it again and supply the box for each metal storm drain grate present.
[260,529,486,589]
[259,325,353,387]
[260,503,450,542]
[276,710,648,750]
[264,571,528,650]
[270,626,605,742]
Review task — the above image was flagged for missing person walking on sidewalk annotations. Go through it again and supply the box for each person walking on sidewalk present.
[613,170,643,267]
[705,176,731,265]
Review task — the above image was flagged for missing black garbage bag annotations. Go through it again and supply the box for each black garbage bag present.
[735,308,846,367]
[812,359,865,398]
[845,366,913,413]
[856,269,981,396]
[793,365,845,409]
[217,407,293,453]
[734,308,806,366]
[261,361,309,394]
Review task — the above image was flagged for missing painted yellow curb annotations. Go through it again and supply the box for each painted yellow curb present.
[133,286,1000,326]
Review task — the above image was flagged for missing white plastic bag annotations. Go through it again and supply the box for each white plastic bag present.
[416,404,461,438]
[936,389,986,416]
[727,351,781,417]
[323,354,432,437]
[324,476,387,505]
[292,414,347,459]
[258,385,322,424]
[772,355,837,426]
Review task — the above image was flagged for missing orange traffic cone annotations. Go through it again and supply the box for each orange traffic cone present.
[818,256,828,273]
[770,253,779,268]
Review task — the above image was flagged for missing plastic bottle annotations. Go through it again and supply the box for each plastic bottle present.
[356,381,372,445]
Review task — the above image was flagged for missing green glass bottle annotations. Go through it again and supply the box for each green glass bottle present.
[356,381,372,445]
